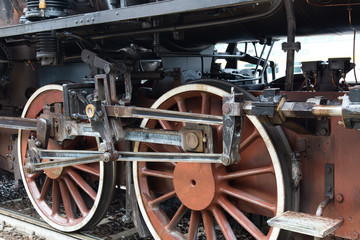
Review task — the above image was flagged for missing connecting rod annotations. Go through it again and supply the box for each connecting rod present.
[23,148,222,173]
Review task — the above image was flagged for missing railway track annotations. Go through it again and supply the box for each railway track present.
[0,207,101,240]
[0,169,152,240]
[0,202,148,240]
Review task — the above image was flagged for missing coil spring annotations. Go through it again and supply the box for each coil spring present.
[25,0,70,20]
[36,32,57,65]
[26,0,70,9]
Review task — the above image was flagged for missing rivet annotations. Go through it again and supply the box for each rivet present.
[222,103,231,114]
[335,194,344,203]
[352,231,359,240]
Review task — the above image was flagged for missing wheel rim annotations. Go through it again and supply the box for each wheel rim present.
[18,85,115,232]
[133,84,285,240]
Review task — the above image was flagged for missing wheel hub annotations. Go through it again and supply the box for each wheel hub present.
[42,140,64,179]
[173,163,216,211]
[42,159,63,179]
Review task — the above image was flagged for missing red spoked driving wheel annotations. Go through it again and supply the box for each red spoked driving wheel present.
[134,84,294,240]
[18,85,116,232]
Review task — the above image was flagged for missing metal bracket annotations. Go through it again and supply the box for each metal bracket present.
[325,164,334,198]
[282,42,301,52]
[291,152,302,189]
[222,91,243,165]
[82,49,131,105]
[180,124,214,153]
[36,118,50,149]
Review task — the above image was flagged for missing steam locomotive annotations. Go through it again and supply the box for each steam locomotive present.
[0,0,359,239]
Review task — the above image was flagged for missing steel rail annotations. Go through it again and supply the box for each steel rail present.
[0,208,100,240]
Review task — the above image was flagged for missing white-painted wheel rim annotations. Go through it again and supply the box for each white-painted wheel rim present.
[133,84,285,240]
[18,85,105,232]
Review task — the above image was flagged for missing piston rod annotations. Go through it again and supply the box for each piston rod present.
[0,116,38,131]
[312,105,342,117]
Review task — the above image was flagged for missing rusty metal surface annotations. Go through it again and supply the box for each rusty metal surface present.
[267,211,343,238]
[0,128,17,173]
[280,91,360,239]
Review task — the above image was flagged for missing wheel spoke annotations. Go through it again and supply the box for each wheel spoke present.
[141,167,173,179]
[210,205,236,240]
[67,169,97,201]
[59,179,75,221]
[39,177,52,201]
[51,180,60,216]
[240,130,260,152]
[149,190,176,206]
[28,171,42,180]
[217,165,274,180]
[63,176,89,217]
[159,120,173,130]
[201,210,216,240]
[72,164,100,177]
[221,185,276,213]
[187,210,200,240]
[218,196,266,240]
[175,96,186,127]
[166,204,188,230]
[175,96,187,113]
[201,92,211,114]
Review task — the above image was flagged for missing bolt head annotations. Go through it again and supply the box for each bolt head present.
[100,152,111,162]
[352,231,359,240]
[65,126,72,134]
[185,132,199,150]
[337,121,344,126]
[335,194,344,203]
[221,156,230,166]
[35,140,42,147]
[222,103,231,114]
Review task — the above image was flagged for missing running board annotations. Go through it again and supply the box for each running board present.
[267,211,343,238]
